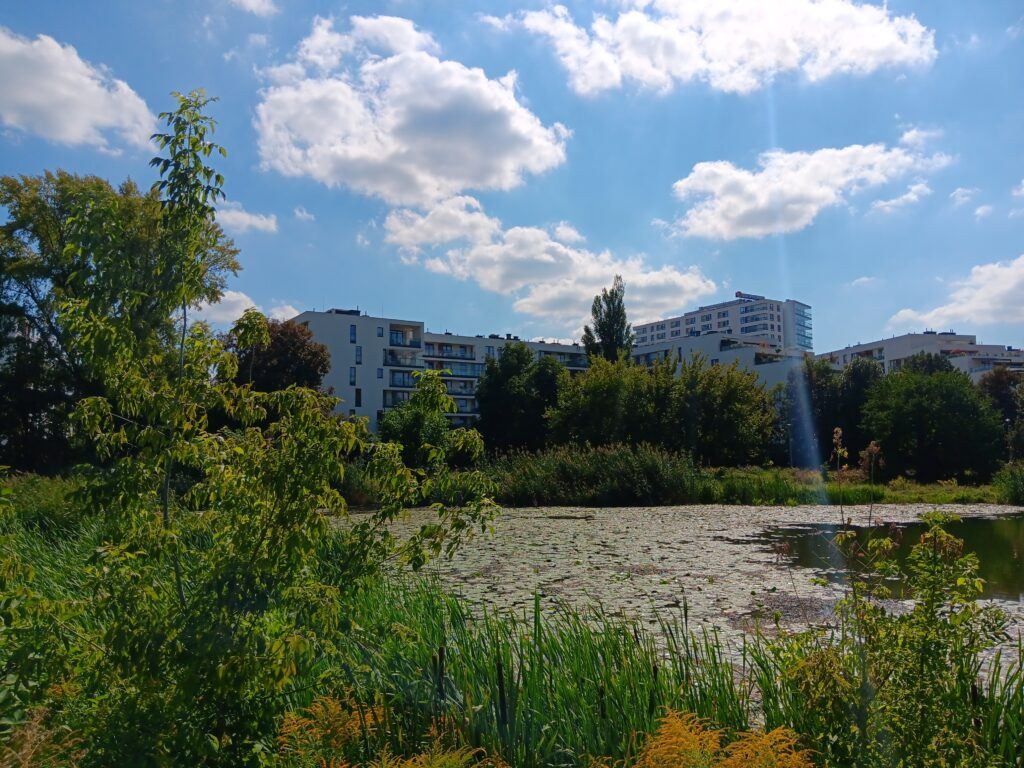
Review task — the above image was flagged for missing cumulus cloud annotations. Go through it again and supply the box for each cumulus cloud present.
[899,126,943,148]
[385,197,716,329]
[1013,179,1024,197]
[228,0,278,17]
[0,27,155,151]
[974,204,994,220]
[671,143,950,240]
[269,303,299,320]
[216,200,278,234]
[195,292,301,325]
[501,0,935,96]
[889,255,1024,328]
[255,15,569,205]
[195,289,259,325]
[553,222,585,244]
[949,186,979,207]
[294,206,315,222]
[870,182,931,214]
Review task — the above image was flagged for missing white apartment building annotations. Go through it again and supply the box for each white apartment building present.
[632,332,804,389]
[818,331,1024,383]
[634,292,813,355]
[293,309,588,430]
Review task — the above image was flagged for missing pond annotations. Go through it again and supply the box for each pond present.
[391,503,1024,650]
[750,513,1024,602]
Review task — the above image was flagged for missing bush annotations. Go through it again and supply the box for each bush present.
[488,443,714,506]
[994,461,1024,504]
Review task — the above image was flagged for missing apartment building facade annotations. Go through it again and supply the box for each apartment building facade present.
[293,309,588,430]
[632,332,804,389]
[633,292,813,355]
[818,331,1024,383]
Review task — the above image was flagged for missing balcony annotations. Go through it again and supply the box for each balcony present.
[429,361,485,377]
[383,350,423,368]
[390,373,416,388]
[389,333,421,348]
[424,349,476,360]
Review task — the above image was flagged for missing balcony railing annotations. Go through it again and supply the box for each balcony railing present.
[383,351,423,368]
[424,349,476,360]
[389,333,421,348]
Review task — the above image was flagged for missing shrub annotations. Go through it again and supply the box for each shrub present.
[994,461,1024,504]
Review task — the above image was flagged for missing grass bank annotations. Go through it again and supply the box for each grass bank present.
[4,476,1024,767]
[484,444,1018,507]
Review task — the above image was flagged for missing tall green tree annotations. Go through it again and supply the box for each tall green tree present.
[379,368,485,469]
[0,170,239,471]
[581,274,634,362]
[0,91,493,766]
[475,342,567,450]
[863,370,1003,482]
[223,317,330,391]
[899,351,955,375]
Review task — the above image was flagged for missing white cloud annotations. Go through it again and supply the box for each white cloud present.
[849,276,877,287]
[216,200,278,234]
[384,196,501,252]
[1010,18,1024,39]
[269,303,299,320]
[899,126,943,148]
[356,233,371,247]
[195,289,258,325]
[1009,209,1024,220]
[1013,179,1024,197]
[870,182,931,214]
[889,255,1024,328]
[228,0,278,18]
[949,186,979,207]
[553,222,585,244]
[974,204,994,220]
[672,143,950,240]
[195,292,301,325]
[386,197,716,329]
[0,27,155,151]
[255,16,569,205]
[294,206,315,222]
[506,0,936,96]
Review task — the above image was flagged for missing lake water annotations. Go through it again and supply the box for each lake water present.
[750,514,1024,602]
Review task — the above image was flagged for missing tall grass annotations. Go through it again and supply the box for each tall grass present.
[995,461,1024,505]
[333,580,748,767]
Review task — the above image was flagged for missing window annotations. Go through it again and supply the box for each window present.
[377,326,384,337]
[354,388,362,407]
[701,323,712,331]
[355,345,362,364]
[717,310,729,318]
[349,409,355,416]
[685,317,696,326]
[349,324,357,343]
[671,329,680,337]
[376,367,383,379]
[670,319,681,328]
[701,313,711,322]
[485,345,495,358]
[349,366,356,386]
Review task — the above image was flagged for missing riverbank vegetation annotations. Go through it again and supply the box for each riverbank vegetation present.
[2,92,1023,766]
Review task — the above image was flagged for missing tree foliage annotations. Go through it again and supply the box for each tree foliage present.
[378,368,485,470]
[0,169,238,471]
[549,354,775,466]
[0,91,492,766]
[223,316,330,392]
[474,342,567,451]
[863,370,1003,482]
[581,275,633,362]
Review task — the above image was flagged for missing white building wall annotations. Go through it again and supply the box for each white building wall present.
[632,332,804,389]
[294,310,588,431]
[634,292,812,355]
[818,331,1024,383]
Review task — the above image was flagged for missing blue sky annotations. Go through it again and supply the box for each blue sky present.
[1,0,1022,352]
